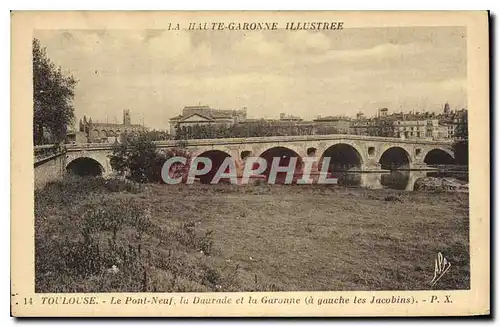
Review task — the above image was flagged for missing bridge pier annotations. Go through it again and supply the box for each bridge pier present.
[359,173,384,189]
[360,162,388,173]
[405,171,429,191]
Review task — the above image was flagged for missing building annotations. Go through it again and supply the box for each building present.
[349,106,455,140]
[443,102,451,115]
[66,130,88,144]
[348,103,469,140]
[393,117,438,139]
[279,113,302,122]
[435,124,451,140]
[166,103,467,140]
[79,109,148,143]
[169,105,247,136]
[436,103,468,140]
[312,116,351,134]
[378,108,389,117]
[351,108,399,137]
[350,117,377,136]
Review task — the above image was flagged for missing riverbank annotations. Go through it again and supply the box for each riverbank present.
[35,177,470,292]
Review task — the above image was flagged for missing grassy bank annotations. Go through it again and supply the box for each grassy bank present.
[35,176,469,292]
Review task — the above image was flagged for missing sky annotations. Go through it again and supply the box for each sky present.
[34,26,467,131]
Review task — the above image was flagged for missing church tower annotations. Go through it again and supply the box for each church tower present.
[443,102,450,115]
[123,109,131,125]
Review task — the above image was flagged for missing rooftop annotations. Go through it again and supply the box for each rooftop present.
[313,116,351,122]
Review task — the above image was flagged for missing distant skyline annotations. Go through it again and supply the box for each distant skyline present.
[35,26,467,130]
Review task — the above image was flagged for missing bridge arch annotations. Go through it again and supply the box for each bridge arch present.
[192,150,235,184]
[66,157,104,176]
[424,148,455,165]
[257,146,303,182]
[378,146,412,170]
[319,143,364,172]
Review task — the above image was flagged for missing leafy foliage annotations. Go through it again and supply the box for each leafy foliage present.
[109,135,191,183]
[143,129,171,141]
[33,38,77,145]
[161,147,192,183]
[367,118,395,137]
[110,135,159,182]
[172,119,397,140]
[315,126,340,135]
[174,120,317,140]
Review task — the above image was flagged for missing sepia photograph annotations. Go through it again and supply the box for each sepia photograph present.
[11,11,489,317]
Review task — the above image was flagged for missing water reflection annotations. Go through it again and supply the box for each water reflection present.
[380,171,412,190]
[333,169,469,191]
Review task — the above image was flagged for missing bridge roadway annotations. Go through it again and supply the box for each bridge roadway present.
[56,134,455,176]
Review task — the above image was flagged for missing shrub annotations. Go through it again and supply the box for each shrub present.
[109,136,191,183]
[35,193,232,293]
[252,274,285,292]
[202,265,222,289]
[198,230,216,256]
[35,176,144,211]
[110,135,158,183]
[103,178,144,194]
[384,195,404,202]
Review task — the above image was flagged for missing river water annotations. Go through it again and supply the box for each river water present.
[334,169,469,191]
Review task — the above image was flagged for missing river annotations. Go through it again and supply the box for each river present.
[334,168,469,191]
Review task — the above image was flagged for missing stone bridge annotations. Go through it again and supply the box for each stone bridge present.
[60,134,455,178]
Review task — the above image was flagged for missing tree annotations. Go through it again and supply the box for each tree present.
[109,135,192,183]
[315,126,340,135]
[378,119,396,137]
[110,135,159,183]
[365,118,395,137]
[109,142,129,177]
[162,147,192,183]
[33,38,78,145]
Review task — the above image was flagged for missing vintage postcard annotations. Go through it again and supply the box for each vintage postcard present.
[11,11,489,317]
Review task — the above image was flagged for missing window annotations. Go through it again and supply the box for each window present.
[368,146,375,156]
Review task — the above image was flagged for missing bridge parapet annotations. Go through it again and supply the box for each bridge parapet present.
[66,143,116,151]
[151,134,454,146]
[34,144,66,165]
[66,134,454,151]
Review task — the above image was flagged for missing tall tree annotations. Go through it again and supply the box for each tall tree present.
[33,38,77,145]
